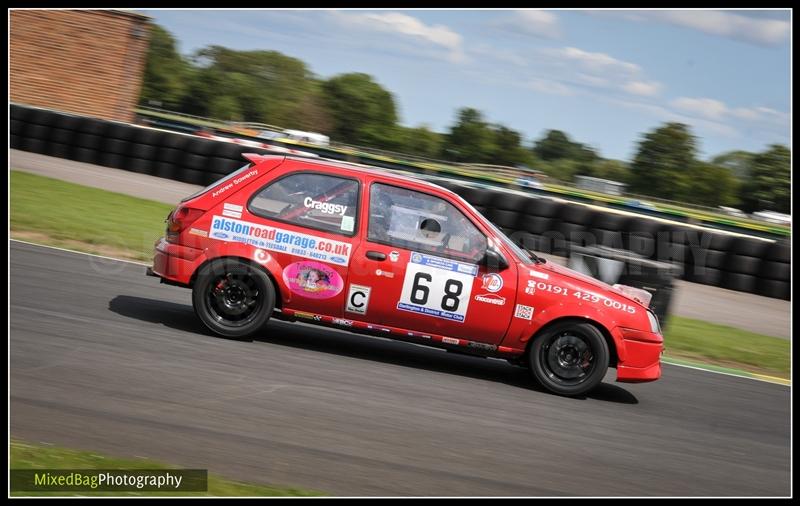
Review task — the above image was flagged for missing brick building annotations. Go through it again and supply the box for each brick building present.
[10,9,151,123]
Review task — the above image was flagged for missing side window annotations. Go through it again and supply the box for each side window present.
[368,183,487,263]
[249,173,359,235]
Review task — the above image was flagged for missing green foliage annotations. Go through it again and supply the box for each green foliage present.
[441,108,495,162]
[394,124,445,158]
[140,25,190,108]
[711,150,756,180]
[685,161,740,208]
[322,73,398,148]
[740,144,791,213]
[628,122,697,200]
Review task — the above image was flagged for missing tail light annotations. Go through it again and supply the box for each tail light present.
[166,205,204,242]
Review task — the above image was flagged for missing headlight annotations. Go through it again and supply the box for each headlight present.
[647,310,661,334]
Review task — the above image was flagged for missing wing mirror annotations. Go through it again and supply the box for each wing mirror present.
[481,247,509,271]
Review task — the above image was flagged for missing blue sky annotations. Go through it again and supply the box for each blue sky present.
[142,9,791,162]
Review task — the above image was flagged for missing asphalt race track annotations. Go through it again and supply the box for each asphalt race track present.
[10,241,790,496]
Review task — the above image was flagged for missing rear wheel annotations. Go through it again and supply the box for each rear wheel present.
[192,259,275,338]
[529,321,609,396]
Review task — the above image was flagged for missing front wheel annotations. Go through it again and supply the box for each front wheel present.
[192,259,275,338]
[529,321,609,396]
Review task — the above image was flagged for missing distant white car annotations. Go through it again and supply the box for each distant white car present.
[718,206,748,219]
[516,177,543,190]
[751,211,791,225]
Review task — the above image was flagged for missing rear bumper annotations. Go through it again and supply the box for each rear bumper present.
[613,327,663,383]
[150,237,204,286]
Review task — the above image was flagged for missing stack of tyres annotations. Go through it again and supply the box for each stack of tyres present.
[554,204,596,256]
[515,197,564,254]
[459,185,495,217]
[722,237,771,294]
[624,217,663,261]
[589,211,631,251]
[484,193,530,237]
[755,240,790,300]
[683,232,732,287]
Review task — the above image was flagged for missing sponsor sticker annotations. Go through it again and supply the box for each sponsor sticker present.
[223,203,243,212]
[222,203,243,219]
[375,269,395,278]
[530,270,549,280]
[295,311,316,320]
[188,228,208,237]
[304,197,348,216]
[474,293,506,306]
[340,216,355,233]
[514,304,534,320]
[209,216,352,265]
[480,273,503,293]
[282,261,344,299]
[222,209,242,219]
[345,284,371,315]
[524,286,536,295]
[332,318,353,327]
[389,251,400,262]
[442,337,460,345]
[254,249,271,264]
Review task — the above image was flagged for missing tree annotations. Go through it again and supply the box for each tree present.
[711,150,756,180]
[489,125,529,166]
[686,162,740,208]
[441,108,497,163]
[586,159,631,184]
[740,145,790,213]
[322,73,398,148]
[139,24,190,108]
[533,130,576,161]
[395,124,444,159]
[628,123,697,201]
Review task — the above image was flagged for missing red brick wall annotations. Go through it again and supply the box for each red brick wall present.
[10,9,151,123]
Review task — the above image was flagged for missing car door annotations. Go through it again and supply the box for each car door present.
[244,169,362,317]
[346,181,518,344]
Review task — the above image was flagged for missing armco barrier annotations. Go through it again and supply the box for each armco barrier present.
[9,103,790,300]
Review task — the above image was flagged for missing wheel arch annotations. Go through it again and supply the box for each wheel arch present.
[189,255,284,310]
[525,316,618,368]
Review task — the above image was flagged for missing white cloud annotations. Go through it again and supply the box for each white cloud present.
[622,80,662,96]
[333,12,465,63]
[671,97,728,119]
[526,78,574,96]
[553,46,641,74]
[612,98,741,138]
[592,10,790,46]
[512,10,562,39]
[671,97,789,127]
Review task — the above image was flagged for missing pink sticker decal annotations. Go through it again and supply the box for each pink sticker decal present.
[282,261,344,299]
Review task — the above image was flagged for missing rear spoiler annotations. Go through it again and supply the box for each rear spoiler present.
[242,153,284,165]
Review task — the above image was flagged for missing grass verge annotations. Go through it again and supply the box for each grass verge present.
[11,170,173,262]
[10,440,323,497]
[10,169,790,379]
[663,316,789,379]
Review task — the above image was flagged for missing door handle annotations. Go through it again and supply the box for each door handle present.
[366,251,386,261]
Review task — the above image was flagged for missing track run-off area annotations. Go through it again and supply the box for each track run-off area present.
[9,241,790,496]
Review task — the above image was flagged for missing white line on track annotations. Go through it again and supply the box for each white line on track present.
[10,238,150,266]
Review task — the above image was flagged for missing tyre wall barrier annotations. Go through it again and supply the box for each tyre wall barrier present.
[9,104,790,300]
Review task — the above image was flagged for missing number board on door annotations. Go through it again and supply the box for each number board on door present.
[397,252,478,323]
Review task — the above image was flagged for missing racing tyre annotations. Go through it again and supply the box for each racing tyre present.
[192,259,276,339]
[529,321,609,396]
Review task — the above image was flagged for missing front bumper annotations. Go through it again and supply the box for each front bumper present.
[613,327,663,383]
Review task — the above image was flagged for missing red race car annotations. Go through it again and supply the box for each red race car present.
[148,154,663,396]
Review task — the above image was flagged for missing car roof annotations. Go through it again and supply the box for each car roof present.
[263,154,458,196]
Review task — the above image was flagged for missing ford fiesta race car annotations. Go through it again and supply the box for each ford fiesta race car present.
[148,154,663,396]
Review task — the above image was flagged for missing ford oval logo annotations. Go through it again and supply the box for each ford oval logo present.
[331,256,346,264]
[213,232,229,239]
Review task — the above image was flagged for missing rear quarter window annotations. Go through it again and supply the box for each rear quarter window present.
[248,172,360,236]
